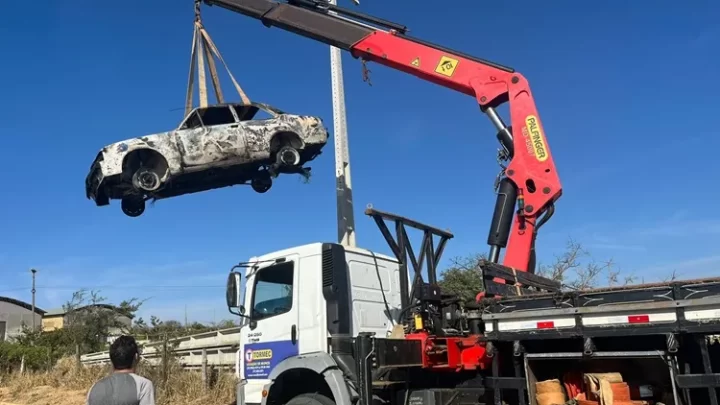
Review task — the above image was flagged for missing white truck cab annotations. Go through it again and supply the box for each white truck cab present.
[227,242,403,405]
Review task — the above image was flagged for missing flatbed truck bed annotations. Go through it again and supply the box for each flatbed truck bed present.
[478,268,720,405]
[482,276,720,340]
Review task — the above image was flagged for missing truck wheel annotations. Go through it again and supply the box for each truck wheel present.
[287,393,335,405]
[251,171,272,193]
[121,195,145,217]
[132,167,162,192]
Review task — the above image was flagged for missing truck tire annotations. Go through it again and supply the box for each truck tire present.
[287,393,336,405]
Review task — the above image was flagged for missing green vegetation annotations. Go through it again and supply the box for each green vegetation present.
[1,288,237,372]
[1,239,629,373]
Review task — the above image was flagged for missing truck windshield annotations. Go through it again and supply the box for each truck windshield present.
[250,261,294,321]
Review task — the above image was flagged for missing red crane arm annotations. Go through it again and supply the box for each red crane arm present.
[352,31,562,271]
[204,0,562,273]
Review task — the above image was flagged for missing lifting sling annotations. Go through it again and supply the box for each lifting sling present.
[185,0,251,117]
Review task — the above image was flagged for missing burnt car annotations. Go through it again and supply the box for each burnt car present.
[85,102,329,217]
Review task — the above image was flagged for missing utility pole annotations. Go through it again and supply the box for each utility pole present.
[30,268,37,331]
[329,0,357,248]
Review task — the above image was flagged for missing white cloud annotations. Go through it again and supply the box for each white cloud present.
[632,220,720,238]
[550,214,720,250]
[585,243,647,252]
[636,255,720,281]
[91,260,213,287]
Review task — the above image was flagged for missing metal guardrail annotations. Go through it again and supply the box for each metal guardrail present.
[80,327,241,369]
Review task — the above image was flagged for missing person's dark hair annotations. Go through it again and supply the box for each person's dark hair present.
[109,335,139,370]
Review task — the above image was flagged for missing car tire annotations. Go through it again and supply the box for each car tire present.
[132,167,162,192]
[251,171,272,193]
[276,146,301,167]
[121,195,145,217]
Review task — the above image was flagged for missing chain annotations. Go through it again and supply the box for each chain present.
[361,59,372,86]
[493,148,508,191]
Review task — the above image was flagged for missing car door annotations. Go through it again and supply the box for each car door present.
[232,104,277,162]
[240,255,300,404]
[175,106,245,168]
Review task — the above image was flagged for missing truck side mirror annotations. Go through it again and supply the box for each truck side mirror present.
[226,271,246,317]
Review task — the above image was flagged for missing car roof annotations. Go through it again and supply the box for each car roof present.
[193,102,282,112]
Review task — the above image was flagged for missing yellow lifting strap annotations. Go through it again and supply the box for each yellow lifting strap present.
[184,0,251,117]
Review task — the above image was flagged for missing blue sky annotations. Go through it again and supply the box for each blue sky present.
[1,0,718,324]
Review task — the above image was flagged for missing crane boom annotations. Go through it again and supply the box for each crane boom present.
[204,0,562,274]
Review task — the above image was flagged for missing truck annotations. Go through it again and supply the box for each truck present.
[209,0,720,404]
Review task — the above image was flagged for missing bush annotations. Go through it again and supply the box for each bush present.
[0,342,52,372]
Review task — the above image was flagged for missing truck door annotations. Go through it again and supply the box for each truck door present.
[240,256,300,404]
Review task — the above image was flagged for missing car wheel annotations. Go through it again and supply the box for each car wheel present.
[121,196,145,217]
[132,168,162,192]
[276,146,301,167]
[251,172,273,193]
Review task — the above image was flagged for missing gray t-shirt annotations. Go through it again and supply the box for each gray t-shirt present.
[86,372,155,405]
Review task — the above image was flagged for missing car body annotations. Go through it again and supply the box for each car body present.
[85,102,329,216]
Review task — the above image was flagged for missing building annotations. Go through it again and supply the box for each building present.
[0,296,45,342]
[42,304,133,339]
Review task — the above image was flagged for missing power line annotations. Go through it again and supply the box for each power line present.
[0,287,27,293]
[0,284,225,294]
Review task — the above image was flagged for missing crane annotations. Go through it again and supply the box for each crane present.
[203,0,562,275]
[209,1,564,395]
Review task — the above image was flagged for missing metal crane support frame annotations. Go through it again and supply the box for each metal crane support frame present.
[364,206,452,314]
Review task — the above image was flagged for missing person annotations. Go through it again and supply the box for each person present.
[86,335,155,405]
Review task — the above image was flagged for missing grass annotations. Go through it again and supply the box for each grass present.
[0,357,236,405]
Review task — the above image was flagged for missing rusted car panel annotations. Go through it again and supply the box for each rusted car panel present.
[175,112,325,167]
[85,102,329,216]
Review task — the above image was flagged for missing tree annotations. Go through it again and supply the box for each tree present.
[535,239,636,290]
[62,289,143,362]
[117,298,145,318]
[10,289,144,369]
[438,253,485,302]
[439,239,636,300]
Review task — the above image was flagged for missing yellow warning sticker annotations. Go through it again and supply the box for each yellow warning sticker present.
[434,56,459,77]
[411,57,420,67]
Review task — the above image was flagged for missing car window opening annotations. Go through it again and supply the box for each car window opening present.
[233,104,284,121]
[233,105,259,121]
[181,110,204,129]
[199,106,237,126]
[250,261,294,321]
[250,109,274,121]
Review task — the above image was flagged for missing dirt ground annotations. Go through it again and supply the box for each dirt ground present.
[0,386,87,405]
[0,357,236,405]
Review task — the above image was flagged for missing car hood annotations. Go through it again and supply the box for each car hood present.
[100,131,173,155]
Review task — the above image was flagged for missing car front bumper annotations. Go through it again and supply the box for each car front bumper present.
[85,153,110,206]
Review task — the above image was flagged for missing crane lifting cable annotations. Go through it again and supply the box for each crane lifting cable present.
[185,0,250,117]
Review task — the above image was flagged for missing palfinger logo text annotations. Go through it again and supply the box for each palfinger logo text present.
[524,115,548,162]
